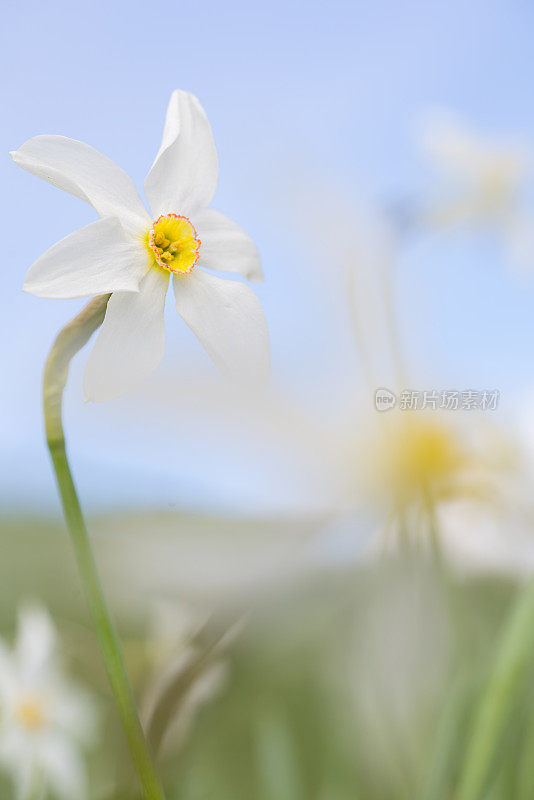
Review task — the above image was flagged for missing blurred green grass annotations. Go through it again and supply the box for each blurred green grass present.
[1,511,531,800]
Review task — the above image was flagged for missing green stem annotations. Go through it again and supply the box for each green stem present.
[456,578,534,800]
[417,672,475,800]
[517,687,534,799]
[43,295,166,800]
[421,485,441,562]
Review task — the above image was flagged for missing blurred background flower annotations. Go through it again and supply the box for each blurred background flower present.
[0,606,96,800]
[418,109,534,271]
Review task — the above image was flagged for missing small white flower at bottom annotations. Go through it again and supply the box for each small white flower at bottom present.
[0,606,96,800]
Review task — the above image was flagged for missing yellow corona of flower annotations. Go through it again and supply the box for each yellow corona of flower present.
[386,415,465,502]
[11,90,269,401]
[146,214,201,274]
[369,413,469,509]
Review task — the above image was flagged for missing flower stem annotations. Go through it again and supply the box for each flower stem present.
[456,578,534,800]
[43,295,166,800]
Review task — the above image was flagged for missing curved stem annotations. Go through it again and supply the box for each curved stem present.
[43,295,166,800]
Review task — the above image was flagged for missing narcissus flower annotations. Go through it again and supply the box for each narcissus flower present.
[11,90,269,401]
[418,110,534,270]
[0,607,96,800]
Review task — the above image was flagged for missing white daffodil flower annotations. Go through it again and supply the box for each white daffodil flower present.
[418,110,534,270]
[0,606,96,800]
[11,90,269,401]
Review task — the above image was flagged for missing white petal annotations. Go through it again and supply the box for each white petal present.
[10,758,41,800]
[503,210,534,271]
[173,269,269,382]
[39,736,86,800]
[144,90,218,218]
[193,208,263,281]
[11,136,150,235]
[51,687,97,745]
[23,218,149,299]
[16,607,56,683]
[0,727,32,788]
[0,645,16,702]
[84,267,169,402]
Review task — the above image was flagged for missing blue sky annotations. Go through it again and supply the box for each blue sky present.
[2,0,534,513]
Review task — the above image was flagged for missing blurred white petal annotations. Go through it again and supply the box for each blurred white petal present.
[194,208,263,281]
[503,209,534,273]
[51,686,98,744]
[419,111,490,175]
[12,759,39,800]
[98,512,324,608]
[39,736,86,800]
[15,606,56,684]
[418,109,530,228]
[0,605,95,800]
